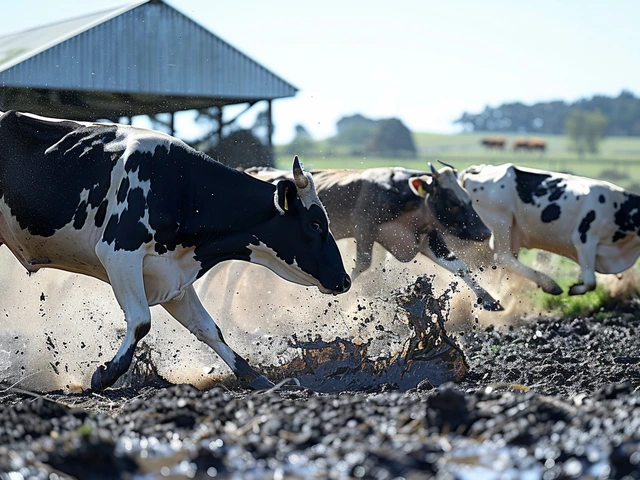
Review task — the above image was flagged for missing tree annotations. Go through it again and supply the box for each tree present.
[365,118,417,158]
[284,123,317,156]
[205,129,273,169]
[333,114,376,147]
[454,90,640,136]
[564,109,608,155]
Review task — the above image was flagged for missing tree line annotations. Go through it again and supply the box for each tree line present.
[286,113,417,158]
[455,90,640,136]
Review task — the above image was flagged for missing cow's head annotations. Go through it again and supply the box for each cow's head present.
[409,163,491,241]
[250,157,351,294]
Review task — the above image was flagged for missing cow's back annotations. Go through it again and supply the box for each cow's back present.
[0,111,120,239]
[311,168,426,239]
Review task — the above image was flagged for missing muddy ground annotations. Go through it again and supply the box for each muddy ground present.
[1,279,640,479]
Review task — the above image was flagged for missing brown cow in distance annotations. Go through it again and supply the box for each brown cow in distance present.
[513,137,546,152]
[481,137,506,149]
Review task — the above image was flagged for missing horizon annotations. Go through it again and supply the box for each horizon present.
[1,0,638,143]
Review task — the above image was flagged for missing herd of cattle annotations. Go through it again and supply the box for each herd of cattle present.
[1,111,639,390]
[482,136,547,151]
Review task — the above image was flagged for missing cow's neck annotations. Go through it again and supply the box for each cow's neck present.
[181,162,279,275]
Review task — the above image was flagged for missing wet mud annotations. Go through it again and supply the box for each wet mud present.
[260,276,468,392]
[1,275,640,478]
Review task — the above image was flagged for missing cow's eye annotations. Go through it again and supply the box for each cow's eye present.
[310,221,322,232]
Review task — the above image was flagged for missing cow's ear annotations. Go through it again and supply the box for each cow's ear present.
[409,175,434,197]
[274,179,298,214]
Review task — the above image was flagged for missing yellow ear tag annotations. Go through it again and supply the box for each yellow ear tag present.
[412,179,426,196]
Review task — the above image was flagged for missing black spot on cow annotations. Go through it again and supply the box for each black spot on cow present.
[73,200,88,230]
[500,184,505,189]
[612,231,626,243]
[513,168,566,207]
[0,111,117,237]
[578,210,596,243]
[102,187,152,251]
[599,195,606,204]
[614,193,640,234]
[547,178,566,201]
[95,200,108,228]
[541,203,561,223]
[513,168,551,205]
[117,177,130,204]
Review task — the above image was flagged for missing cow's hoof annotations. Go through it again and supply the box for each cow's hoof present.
[240,374,275,390]
[568,284,592,296]
[542,284,563,295]
[483,299,504,312]
[90,364,109,391]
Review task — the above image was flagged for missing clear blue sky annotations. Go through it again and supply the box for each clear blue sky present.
[1,1,639,144]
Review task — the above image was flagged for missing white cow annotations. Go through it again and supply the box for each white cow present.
[459,163,640,295]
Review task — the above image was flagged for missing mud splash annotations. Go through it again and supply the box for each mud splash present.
[260,275,469,392]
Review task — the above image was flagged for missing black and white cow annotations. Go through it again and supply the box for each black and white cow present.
[247,164,502,310]
[0,111,350,391]
[460,163,640,295]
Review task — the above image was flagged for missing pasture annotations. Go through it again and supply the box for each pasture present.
[276,131,640,191]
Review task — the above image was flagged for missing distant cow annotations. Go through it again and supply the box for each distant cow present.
[513,137,546,152]
[0,111,350,390]
[247,164,503,311]
[460,163,640,295]
[481,137,506,149]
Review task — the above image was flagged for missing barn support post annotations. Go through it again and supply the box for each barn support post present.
[267,100,273,149]
[216,107,223,143]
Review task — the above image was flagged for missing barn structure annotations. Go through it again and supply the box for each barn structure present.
[0,0,297,148]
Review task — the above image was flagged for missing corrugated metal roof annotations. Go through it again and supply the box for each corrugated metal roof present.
[0,0,297,115]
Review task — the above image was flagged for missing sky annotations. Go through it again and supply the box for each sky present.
[1,0,639,144]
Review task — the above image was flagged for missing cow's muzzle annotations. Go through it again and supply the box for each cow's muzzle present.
[321,273,351,294]
[471,224,492,242]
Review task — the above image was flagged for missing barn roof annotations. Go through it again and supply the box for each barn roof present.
[0,0,297,119]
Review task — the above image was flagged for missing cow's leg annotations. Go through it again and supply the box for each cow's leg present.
[91,252,152,391]
[490,219,563,295]
[351,233,376,280]
[419,231,503,311]
[161,285,274,389]
[568,235,598,295]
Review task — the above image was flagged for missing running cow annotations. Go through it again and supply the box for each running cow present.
[460,163,640,295]
[0,111,350,391]
[247,164,502,311]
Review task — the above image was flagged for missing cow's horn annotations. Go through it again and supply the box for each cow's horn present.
[429,162,438,176]
[293,156,309,189]
[438,159,456,170]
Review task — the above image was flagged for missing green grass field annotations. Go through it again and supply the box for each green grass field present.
[275,131,640,190]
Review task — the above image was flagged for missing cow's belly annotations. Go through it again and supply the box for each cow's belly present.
[510,214,576,258]
[595,235,640,274]
[0,206,106,280]
[142,246,201,306]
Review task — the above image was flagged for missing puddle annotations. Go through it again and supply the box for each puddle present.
[260,275,469,392]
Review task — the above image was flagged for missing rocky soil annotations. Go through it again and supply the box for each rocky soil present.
[1,286,639,479]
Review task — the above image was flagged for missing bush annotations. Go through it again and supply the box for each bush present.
[203,129,273,169]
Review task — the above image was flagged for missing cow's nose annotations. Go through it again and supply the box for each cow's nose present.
[476,225,492,241]
[335,274,351,293]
